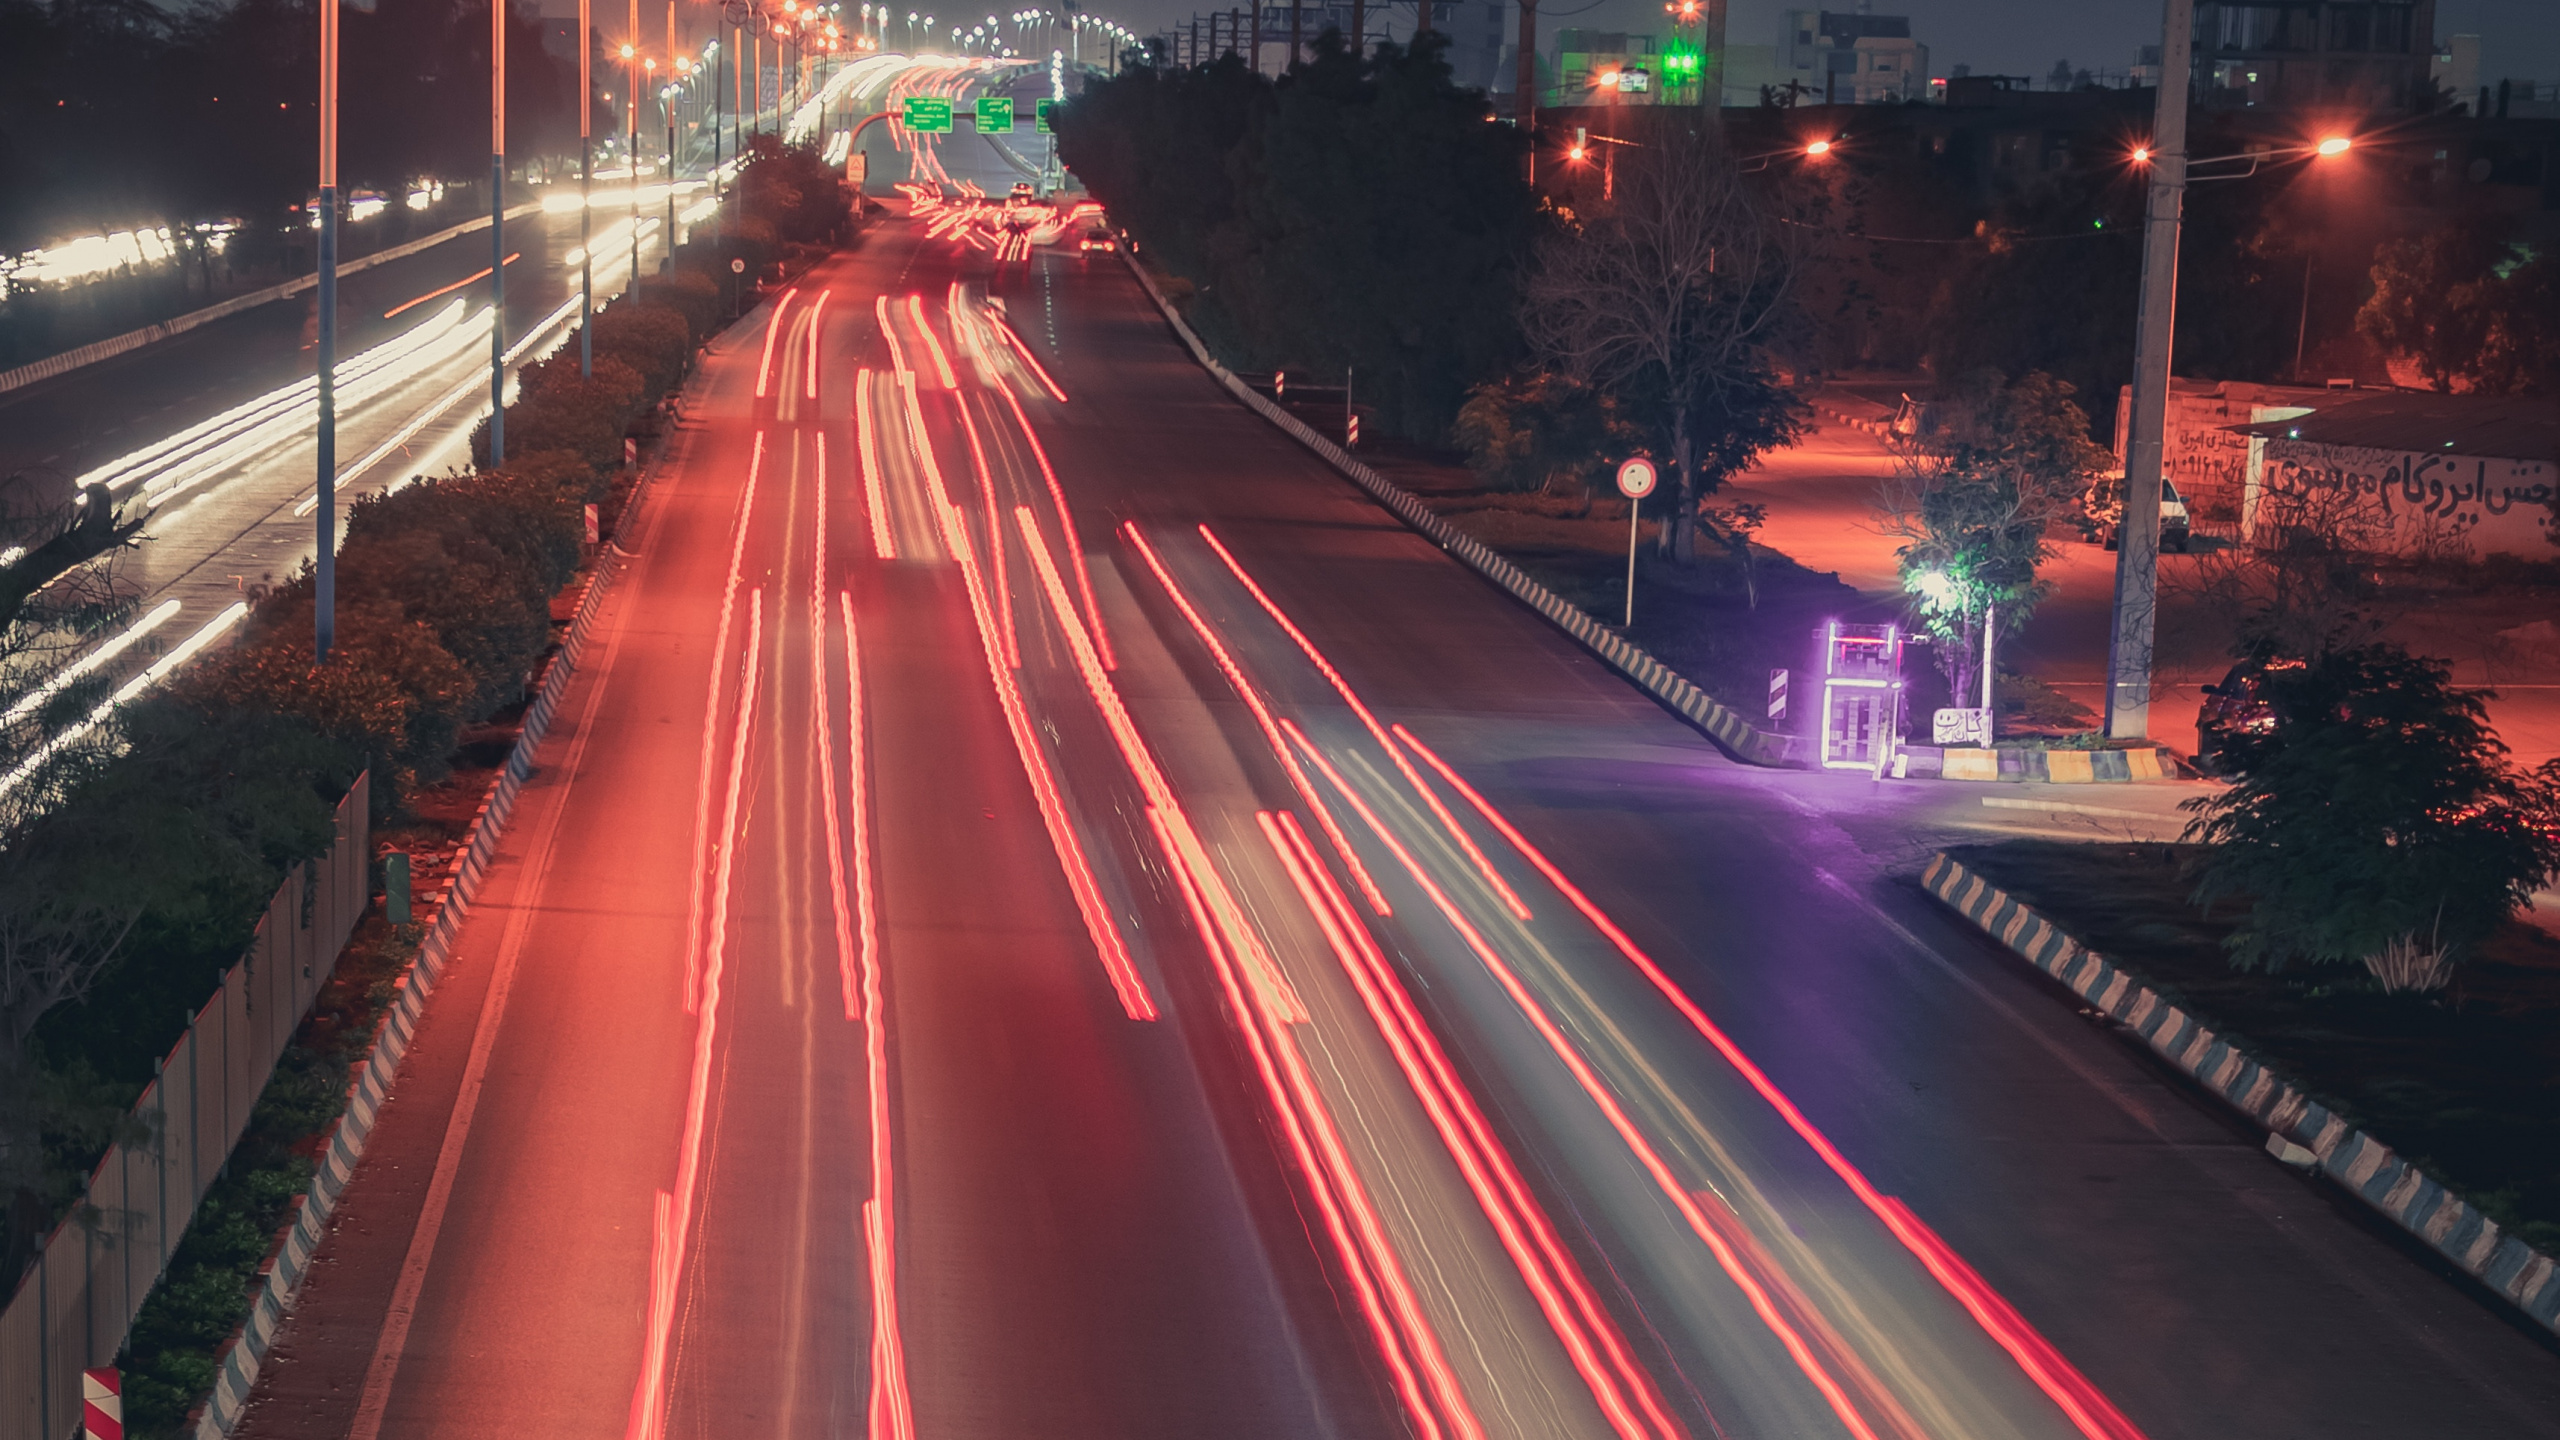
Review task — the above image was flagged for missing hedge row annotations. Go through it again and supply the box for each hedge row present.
[187,269,720,804]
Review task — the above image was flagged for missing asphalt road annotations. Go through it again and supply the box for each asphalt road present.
[230,207,2560,1440]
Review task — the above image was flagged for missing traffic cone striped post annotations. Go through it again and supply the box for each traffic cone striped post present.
[82,1368,121,1440]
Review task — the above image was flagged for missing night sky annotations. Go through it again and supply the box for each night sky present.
[1102,0,2560,92]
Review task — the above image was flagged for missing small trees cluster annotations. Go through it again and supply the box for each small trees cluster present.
[2358,223,2559,396]
[2182,644,2560,984]
[1874,370,2111,708]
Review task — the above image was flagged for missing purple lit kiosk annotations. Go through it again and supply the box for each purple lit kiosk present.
[1816,621,1905,771]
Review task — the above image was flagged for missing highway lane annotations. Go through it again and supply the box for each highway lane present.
[977,237,2560,1436]
[231,220,1410,1440]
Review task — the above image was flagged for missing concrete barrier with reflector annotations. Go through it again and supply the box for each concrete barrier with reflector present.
[82,1369,119,1440]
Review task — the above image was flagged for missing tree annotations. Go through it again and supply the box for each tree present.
[1875,370,2109,707]
[1518,114,1807,561]
[2359,225,2560,395]
[1452,371,1633,500]
[2182,644,2560,981]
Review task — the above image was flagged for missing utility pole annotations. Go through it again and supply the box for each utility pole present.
[316,0,338,661]
[1248,0,1259,71]
[666,0,677,270]
[1411,0,1427,38]
[580,0,593,376]
[1288,0,1300,67]
[1516,0,1536,178]
[1700,0,1723,113]
[1348,0,1362,55]
[490,0,507,465]
[628,0,641,287]
[2102,0,2193,740]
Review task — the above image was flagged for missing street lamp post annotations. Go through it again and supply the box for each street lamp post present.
[490,0,507,466]
[316,0,338,660]
[581,0,593,376]
[2100,0,2193,740]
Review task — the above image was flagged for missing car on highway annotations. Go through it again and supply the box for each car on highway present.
[1008,181,1036,205]
[1076,229,1117,254]
[2085,473,2193,552]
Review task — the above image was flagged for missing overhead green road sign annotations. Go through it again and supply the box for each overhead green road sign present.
[1035,99,1057,133]
[975,96,1016,133]
[901,96,953,133]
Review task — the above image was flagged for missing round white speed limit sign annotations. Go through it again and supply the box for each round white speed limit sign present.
[1616,457,1658,499]
[730,258,747,274]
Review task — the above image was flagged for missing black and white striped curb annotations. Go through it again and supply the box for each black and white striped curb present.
[1922,850,2560,1339]
[191,355,697,1439]
[1119,253,1802,769]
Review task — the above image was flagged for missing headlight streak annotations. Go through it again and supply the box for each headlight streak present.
[1118,521,1390,917]
[80,299,472,499]
[627,589,763,1440]
[684,433,766,1016]
[0,602,246,803]
[987,309,1068,402]
[1195,524,1532,923]
[1388,727,2151,1440]
[1281,717,1888,1440]
[855,370,897,560]
[1259,808,1688,1440]
[0,598,180,725]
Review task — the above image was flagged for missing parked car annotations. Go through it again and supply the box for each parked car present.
[2084,474,2193,552]
[2195,654,2303,774]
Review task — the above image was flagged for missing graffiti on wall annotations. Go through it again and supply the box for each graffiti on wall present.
[2254,441,2558,557]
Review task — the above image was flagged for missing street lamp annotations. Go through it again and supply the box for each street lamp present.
[316,0,339,660]
[580,0,593,377]
[490,0,507,465]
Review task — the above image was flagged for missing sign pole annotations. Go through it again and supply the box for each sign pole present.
[1624,497,1639,627]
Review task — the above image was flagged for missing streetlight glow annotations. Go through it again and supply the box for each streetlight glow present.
[1805,138,1832,156]
[2315,135,2351,156]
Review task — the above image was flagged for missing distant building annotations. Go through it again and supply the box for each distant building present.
[1550,29,1666,106]
[1779,6,1928,105]
[2192,0,2439,111]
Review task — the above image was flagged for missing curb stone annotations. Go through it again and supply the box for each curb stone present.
[1118,250,1803,768]
[1921,850,2560,1340]
[188,317,718,1439]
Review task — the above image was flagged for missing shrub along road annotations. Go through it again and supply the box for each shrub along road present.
[231,213,2560,1440]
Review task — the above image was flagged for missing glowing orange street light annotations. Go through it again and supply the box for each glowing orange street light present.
[2315,135,2351,156]
[2132,145,2150,162]
[1805,138,1832,156]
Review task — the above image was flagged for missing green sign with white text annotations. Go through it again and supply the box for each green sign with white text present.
[975,96,1016,132]
[902,96,953,133]
[1035,99,1057,133]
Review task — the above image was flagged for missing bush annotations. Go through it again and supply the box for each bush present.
[2182,643,2560,974]
[634,270,721,344]
[490,354,643,473]
[592,301,694,398]
[186,596,475,796]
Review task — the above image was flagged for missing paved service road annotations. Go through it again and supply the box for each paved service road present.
[234,209,2560,1440]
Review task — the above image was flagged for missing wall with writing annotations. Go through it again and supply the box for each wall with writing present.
[2252,440,2558,558]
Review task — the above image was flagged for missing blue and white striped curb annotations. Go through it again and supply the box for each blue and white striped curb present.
[1120,253,1801,768]
[1922,851,2560,1339]
[191,361,693,1439]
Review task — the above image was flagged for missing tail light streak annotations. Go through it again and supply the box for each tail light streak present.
[755,288,801,399]
[875,295,912,380]
[952,393,1018,669]
[990,313,1068,403]
[1262,809,1688,1440]
[1119,522,1389,916]
[805,290,831,401]
[855,370,897,560]
[927,452,1155,1018]
[1389,727,2150,1440]
[1282,718,1888,1440]
[994,385,1110,668]
[906,293,960,389]
[683,432,765,1014]
[1195,525,1531,922]
[628,590,764,1440]
[1147,806,1476,1440]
